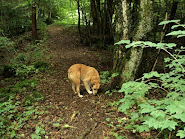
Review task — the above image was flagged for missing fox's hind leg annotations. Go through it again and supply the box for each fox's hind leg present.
[71,82,77,94]
[75,80,83,98]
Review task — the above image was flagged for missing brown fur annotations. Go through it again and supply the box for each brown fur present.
[68,64,101,98]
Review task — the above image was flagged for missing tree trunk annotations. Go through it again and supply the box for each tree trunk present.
[77,0,81,36]
[113,0,131,73]
[114,0,153,85]
[103,0,114,45]
[90,0,98,33]
[32,3,37,41]
[165,1,178,36]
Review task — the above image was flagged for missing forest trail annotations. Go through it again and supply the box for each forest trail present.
[37,26,117,139]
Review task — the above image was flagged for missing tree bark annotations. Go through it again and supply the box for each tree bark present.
[103,0,114,45]
[114,0,153,85]
[113,0,131,73]
[32,3,37,41]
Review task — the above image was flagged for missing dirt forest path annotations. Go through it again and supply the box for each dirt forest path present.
[37,26,117,139]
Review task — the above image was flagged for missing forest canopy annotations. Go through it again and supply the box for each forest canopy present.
[1,0,185,43]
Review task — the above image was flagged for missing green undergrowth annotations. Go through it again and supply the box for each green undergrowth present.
[0,29,50,78]
[105,20,185,139]
[0,28,50,138]
[0,79,45,138]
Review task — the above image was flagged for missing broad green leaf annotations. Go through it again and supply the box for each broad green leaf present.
[139,103,156,113]
[166,92,180,99]
[148,82,159,88]
[166,31,185,36]
[143,41,156,47]
[165,101,185,114]
[161,119,178,130]
[171,24,185,29]
[125,44,132,49]
[150,110,166,118]
[131,112,139,119]
[174,113,185,122]
[143,71,160,79]
[132,41,143,47]
[118,100,135,112]
[114,40,130,45]
[143,117,177,130]
[135,125,150,133]
[177,35,185,38]
[158,20,180,25]
[176,129,185,139]
[156,43,165,49]
[125,41,144,48]
[124,124,133,130]
[143,117,159,129]
[166,43,177,49]
[164,57,171,63]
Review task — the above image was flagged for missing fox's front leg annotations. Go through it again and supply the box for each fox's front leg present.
[83,81,92,94]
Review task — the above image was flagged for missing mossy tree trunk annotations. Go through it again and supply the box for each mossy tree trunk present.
[113,0,131,73]
[114,0,153,85]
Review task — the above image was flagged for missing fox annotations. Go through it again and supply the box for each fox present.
[68,64,101,98]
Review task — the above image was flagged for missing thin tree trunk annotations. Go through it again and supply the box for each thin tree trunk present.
[91,0,97,32]
[77,0,81,37]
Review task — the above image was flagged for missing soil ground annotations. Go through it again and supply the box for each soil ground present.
[36,26,123,139]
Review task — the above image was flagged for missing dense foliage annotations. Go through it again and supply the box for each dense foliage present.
[0,22,49,138]
[109,20,185,138]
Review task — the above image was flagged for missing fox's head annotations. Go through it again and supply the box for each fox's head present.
[91,82,101,95]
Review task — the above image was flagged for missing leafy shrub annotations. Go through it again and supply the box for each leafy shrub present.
[100,71,119,85]
[2,64,38,78]
[111,20,185,138]
[1,41,49,78]
[15,64,38,78]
